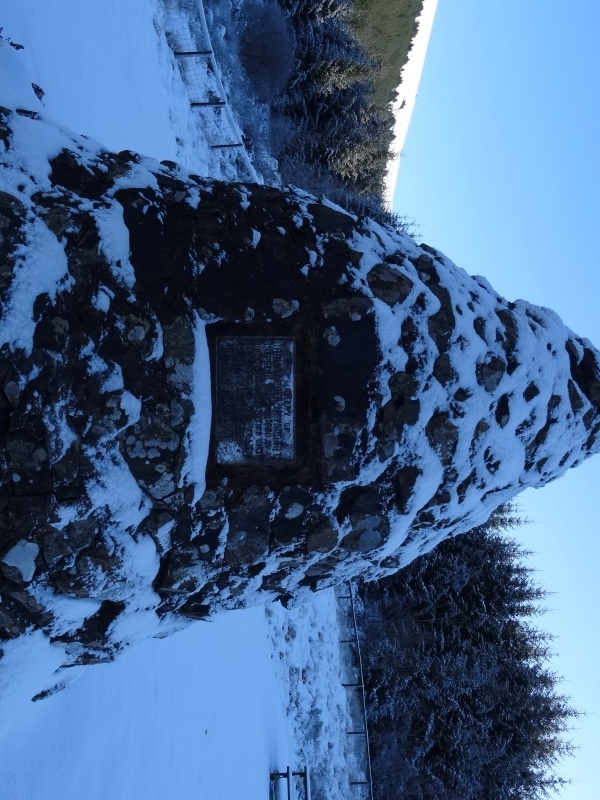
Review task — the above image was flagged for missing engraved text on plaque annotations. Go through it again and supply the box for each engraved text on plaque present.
[215,337,295,465]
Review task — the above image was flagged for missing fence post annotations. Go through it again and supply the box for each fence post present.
[337,581,374,800]
[162,0,257,177]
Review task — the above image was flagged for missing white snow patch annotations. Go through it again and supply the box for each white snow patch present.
[92,287,112,313]
[120,391,142,425]
[178,314,212,503]
[320,196,357,220]
[0,608,292,800]
[1,540,39,582]
[0,218,71,354]
[100,362,124,393]
[86,457,147,521]
[93,204,136,288]
[0,41,43,111]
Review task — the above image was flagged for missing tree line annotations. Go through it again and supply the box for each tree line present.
[234,0,406,223]
[358,505,578,800]
[273,0,394,218]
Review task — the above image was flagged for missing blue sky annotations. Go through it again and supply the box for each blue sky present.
[393,1,600,797]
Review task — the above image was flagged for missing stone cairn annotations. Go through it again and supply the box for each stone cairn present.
[2,105,600,661]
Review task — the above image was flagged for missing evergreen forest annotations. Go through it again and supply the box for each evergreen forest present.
[237,0,423,222]
[358,507,578,800]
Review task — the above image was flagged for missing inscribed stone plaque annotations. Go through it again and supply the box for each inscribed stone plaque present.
[215,337,295,464]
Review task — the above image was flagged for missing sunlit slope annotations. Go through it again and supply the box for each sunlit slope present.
[351,0,424,105]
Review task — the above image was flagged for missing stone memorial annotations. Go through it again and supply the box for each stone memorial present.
[2,104,600,661]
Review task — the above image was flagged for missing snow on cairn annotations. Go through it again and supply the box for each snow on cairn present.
[2,71,600,662]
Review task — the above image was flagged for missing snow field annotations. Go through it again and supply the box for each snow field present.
[0,609,291,800]
[268,589,368,800]
[0,0,248,179]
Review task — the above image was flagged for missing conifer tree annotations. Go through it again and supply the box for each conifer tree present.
[359,505,578,800]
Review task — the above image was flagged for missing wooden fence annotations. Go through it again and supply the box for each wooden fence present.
[335,583,374,800]
[161,0,257,179]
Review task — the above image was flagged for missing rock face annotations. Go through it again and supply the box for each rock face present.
[2,106,600,660]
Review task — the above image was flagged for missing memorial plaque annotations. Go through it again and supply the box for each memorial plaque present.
[215,337,295,465]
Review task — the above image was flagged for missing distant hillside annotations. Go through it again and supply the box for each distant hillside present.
[351,0,424,105]
[242,0,426,221]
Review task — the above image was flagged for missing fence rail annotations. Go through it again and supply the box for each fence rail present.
[161,0,257,177]
[335,583,374,800]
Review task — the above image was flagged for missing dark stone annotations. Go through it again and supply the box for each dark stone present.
[366,263,413,306]
[88,391,136,444]
[477,355,506,392]
[425,413,459,466]
[0,560,27,587]
[0,604,26,639]
[225,487,271,567]
[0,191,26,293]
[568,379,585,413]
[454,387,471,402]
[433,353,457,386]
[306,522,338,553]
[6,434,52,496]
[374,372,421,460]
[495,394,511,428]
[302,547,347,583]
[523,382,540,402]
[423,490,451,509]
[336,485,390,552]
[411,255,455,351]
[341,523,385,554]
[42,518,99,569]
[321,297,373,321]
[271,486,316,545]
[69,600,126,647]
[306,202,355,236]
[53,538,115,599]
[121,416,181,500]
[567,343,600,406]
[163,317,195,372]
[473,316,487,340]
[50,148,111,200]
[457,471,476,502]
[6,589,53,628]
[51,436,81,487]
[39,204,73,237]
[395,466,422,514]
[124,313,158,360]
[3,379,20,408]
[496,308,519,372]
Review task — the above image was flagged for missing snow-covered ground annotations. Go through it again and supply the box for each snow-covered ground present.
[0,0,252,179]
[0,2,359,798]
[0,609,291,800]
[0,592,358,800]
